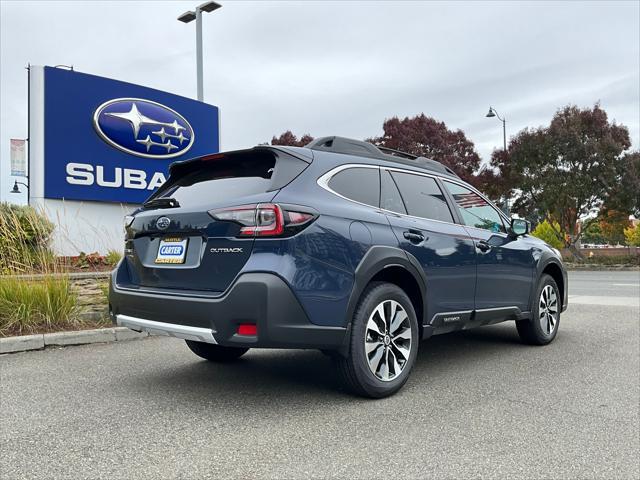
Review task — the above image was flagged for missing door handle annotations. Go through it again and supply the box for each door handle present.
[403,230,426,244]
[476,240,491,252]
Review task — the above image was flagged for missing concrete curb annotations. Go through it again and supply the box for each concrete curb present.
[0,327,148,354]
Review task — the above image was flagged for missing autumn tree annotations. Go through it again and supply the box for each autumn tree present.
[474,149,519,206]
[597,210,631,246]
[271,131,314,147]
[502,104,632,257]
[367,114,483,186]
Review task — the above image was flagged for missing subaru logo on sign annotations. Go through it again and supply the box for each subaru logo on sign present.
[156,217,171,229]
[93,98,195,159]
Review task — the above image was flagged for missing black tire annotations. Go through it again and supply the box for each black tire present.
[335,282,419,398]
[516,274,561,345]
[185,340,249,362]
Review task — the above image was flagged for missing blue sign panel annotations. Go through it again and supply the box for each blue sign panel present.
[43,67,219,203]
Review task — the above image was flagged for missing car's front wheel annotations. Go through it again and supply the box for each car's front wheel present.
[516,273,561,345]
[185,340,249,362]
[335,282,419,398]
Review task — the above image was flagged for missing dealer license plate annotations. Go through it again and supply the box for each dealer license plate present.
[155,237,188,264]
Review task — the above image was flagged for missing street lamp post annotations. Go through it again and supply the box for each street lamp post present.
[485,106,509,215]
[10,180,29,197]
[178,1,222,102]
[485,106,506,152]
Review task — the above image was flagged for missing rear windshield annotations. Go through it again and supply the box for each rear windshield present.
[154,150,307,207]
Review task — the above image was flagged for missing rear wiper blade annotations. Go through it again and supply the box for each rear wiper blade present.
[143,197,180,209]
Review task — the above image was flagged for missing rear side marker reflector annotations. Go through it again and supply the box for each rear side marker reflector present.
[237,324,257,336]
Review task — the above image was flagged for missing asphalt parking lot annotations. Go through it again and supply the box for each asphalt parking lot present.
[1,271,638,479]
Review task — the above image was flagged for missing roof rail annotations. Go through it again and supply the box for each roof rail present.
[376,145,418,160]
[305,136,382,159]
[305,136,459,178]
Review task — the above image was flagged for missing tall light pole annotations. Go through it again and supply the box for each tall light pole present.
[485,106,510,215]
[178,2,222,102]
[485,106,506,152]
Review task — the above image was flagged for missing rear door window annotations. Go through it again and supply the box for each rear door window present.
[443,181,506,233]
[328,167,380,207]
[390,171,453,223]
[380,170,407,214]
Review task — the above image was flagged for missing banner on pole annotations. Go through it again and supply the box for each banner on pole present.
[10,139,26,177]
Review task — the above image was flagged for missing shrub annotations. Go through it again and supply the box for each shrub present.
[105,250,122,267]
[624,224,640,246]
[0,275,79,336]
[0,203,55,274]
[531,220,564,249]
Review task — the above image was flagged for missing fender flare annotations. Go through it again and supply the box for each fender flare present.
[343,245,428,334]
[528,252,567,313]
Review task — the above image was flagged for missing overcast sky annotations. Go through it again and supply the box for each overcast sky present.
[1,0,638,203]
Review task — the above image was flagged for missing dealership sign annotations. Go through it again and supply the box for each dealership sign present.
[42,67,219,203]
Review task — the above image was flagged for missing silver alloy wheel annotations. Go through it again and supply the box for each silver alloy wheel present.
[364,300,412,382]
[538,284,559,335]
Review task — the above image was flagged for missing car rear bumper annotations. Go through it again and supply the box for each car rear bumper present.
[116,315,218,343]
[109,270,347,349]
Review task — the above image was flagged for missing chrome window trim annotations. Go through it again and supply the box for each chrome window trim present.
[317,163,509,231]
[382,167,456,224]
[316,164,380,208]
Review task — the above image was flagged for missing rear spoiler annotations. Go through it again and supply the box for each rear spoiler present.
[144,145,313,205]
[167,145,313,177]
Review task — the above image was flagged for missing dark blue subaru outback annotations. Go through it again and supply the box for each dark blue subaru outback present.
[109,136,568,398]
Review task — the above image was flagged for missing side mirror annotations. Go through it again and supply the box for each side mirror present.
[510,218,529,236]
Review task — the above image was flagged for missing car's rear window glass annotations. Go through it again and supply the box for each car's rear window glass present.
[155,151,307,207]
[390,171,453,222]
[328,167,380,207]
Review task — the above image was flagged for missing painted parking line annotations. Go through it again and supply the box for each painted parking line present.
[569,295,640,307]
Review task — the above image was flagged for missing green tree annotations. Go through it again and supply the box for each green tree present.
[602,151,640,217]
[581,221,606,245]
[624,224,640,246]
[499,104,632,258]
[531,220,564,250]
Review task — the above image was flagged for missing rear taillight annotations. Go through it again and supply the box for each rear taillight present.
[208,204,316,238]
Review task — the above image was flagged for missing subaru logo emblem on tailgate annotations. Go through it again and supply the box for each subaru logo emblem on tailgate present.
[156,217,171,230]
[93,98,195,159]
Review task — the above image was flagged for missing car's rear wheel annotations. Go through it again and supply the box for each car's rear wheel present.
[335,282,419,398]
[516,273,561,345]
[185,340,249,362]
